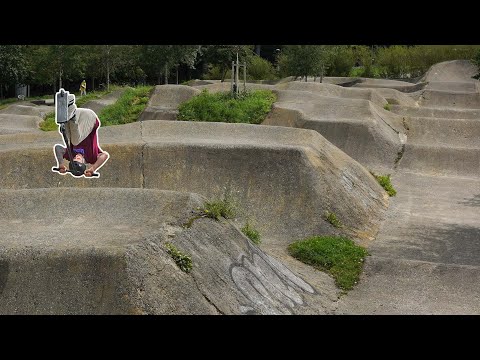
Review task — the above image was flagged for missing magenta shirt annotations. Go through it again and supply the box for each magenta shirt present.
[63,119,102,164]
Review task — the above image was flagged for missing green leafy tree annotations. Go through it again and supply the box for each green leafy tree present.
[327,45,356,76]
[27,45,85,92]
[278,45,336,82]
[0,45,28,98]
[140,45,202,84]
[202,45,253,82]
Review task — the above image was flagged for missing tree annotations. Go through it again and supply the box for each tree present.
[27,45,85,93]
[278,45,336,82]
[140,45,201,84]
[202,45,253,82]
[0,45,28,98]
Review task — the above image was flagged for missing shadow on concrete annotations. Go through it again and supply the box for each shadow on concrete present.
[376,222,480,267]
[458,194,480,207]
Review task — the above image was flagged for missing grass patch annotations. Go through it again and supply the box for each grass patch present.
[371,173,397,196]
[241,221,261,244]
[165,242,192,273]
[383,103,391,111]
[288,236,368,291]
[39,112,57,131]
[203,197,236,220]
[38,89,115,131]
[0,98,18,110]
[177,89,276,124]
[324,211,342,228]
[99,86,153,126]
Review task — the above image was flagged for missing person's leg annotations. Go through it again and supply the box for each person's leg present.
[54,144,67,173]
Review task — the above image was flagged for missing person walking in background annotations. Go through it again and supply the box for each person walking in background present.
[80,79,87,96]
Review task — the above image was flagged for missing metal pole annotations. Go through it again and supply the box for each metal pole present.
[231,61,235,96]
[243,62,246,92]
[235,53,239,96]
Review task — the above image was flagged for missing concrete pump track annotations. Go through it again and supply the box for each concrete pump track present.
[0,60,478,314]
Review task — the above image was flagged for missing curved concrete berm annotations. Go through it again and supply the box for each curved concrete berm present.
[138,85,200,121]
[0,188,335,314]
[0,119,388,314]
[335,59,480,314]
[82,89,126,114]
[0,103,52,135]
[262,81,407,171]
[0,121,388,245]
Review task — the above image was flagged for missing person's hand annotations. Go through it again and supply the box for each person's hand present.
[84,167,95,177]
[58,164,67,174]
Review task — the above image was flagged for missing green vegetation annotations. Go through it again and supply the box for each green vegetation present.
[246,55,277,80]
[0,98,18,110]
[473,49,480,80]
[278,45,335,81]
[241,221,261,244]
[165,243,192,273]
[324,211,342,228]
[288,236,368,291]
[383,103,391,111]
[39,88,121,131]
[99,86,153,126]
[178,89,276,124]
[371,173,397,197]
[202,197,236,220]
[39,112,57,131]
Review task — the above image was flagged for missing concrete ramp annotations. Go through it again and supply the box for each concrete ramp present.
[0,121,388,245]
[0,120,391,314]
[390,105,480,119]
[335,61,480,314]
[138,85,200,121]
[372,88,418,107]
[275,81,388,108]
[352,78,426,93]
[0,114,43,134]
[417,89,480,109]
[0,188,336,314]
[263,88,406,171]
[414,60,480,109]
[0,103,52,118]
[336,172,480,314]
[82,89,126,114]
[422,60,478,83]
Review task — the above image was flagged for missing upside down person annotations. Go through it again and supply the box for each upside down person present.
[53,94,109,177]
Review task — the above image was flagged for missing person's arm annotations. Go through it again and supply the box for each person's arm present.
[54,144,67,173]
[85,152,109,177]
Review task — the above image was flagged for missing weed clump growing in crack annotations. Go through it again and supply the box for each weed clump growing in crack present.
[165,242,193,273]
[241,221,261,244]
[371,172,397,196]
[324,210,342,228]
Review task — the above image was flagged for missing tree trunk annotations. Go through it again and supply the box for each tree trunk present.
[304,75,307,82]
[158,70,162,85]
[0,84,3,99]
[92,77,95,91]
[107,62,110,91]
[221,67,227,82]
[176,66,179,84]
[320,64,324,83]
[164,64,168,84]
